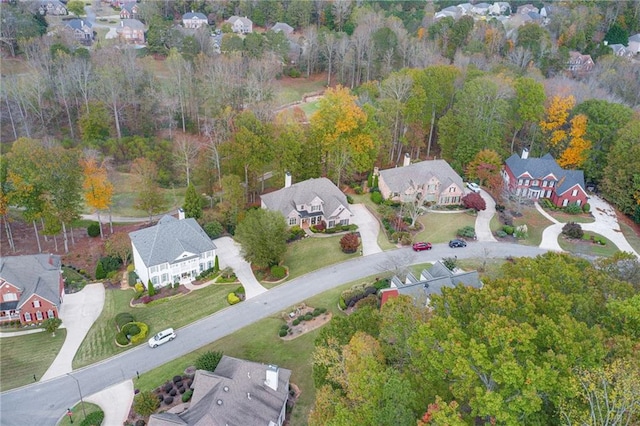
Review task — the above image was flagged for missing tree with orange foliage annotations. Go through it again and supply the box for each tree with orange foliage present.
[540,95,576,151]
[81,156,113,239]
[558,114,591,169]
[417,396,467,426]
[540,95,591,169]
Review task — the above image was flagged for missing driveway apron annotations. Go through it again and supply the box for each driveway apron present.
[350,204,383,255]
[213,237,267,299]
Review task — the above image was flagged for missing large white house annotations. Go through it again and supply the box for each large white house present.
[129,215,216,288]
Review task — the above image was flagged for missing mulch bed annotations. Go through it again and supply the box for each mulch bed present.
[130,285,190,305]
[280,306,332,340]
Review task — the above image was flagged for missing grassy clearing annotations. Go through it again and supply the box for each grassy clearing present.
[0,329,67,391]
[414,212,476,244]
[558,232,619,257]
[544,209,594,224]
[73,284,237,369]
[109,172,186,217]
[283,236,359,280]
[139,56,171,79]
[57,402,102,426]
[300,100,320,118]
[512,207,553,246]
[619,221,640,254]
[136,279,359,426]
[274,77,326,105]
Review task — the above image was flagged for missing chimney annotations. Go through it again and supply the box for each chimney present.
[403,152,411,167]
[265,365,279,391]
[284,172,292,188]
[48,253,54,265]
[121,20,124,27]
[521,148,529,159]
[178,208,185,220]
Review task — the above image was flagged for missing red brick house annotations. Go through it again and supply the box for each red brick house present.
[502,149,588,208]
[0,254,64,325]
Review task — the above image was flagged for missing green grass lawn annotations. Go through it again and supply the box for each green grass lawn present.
[558,232,619,257]
[274,77,326,105]
[414,212,476,244]
[73,284,237,369]
[109,172,186,217]
[512,207,553,246]
[619,221,640,254]
[136,279,358,426]
[0,329,67,392]
[300,100,320,118]
[57,402,102,426]
[283,236,359,280]
[544,209,595,223]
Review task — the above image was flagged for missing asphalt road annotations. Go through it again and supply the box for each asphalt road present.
[0,242,546,426]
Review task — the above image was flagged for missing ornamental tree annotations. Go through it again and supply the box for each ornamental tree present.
[235,208,288,268]
[462,192,486,211]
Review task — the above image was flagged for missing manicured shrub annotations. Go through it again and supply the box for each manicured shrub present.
[514,224,528,239]
[115,312,135,329]
[116,331,129,345]
[163,396,174,405]
[562,222,583,239]
[270,265,286,279]
[179,387,186,394]
[133,391,160,417]
[339,297,347,310]
[582,203,590,213]
[346,194,354,203]
[564,203,582,214]
[457,226,476,238]
[496,230,508,238]
[147,280,155,297]
[316,221,327,232]
[371,191,383,204]
[292,318,301,326]
[442,257,457,271]
[164,383,174,392]
[121,323,141,337]
[502,225,514,235]
[95,261,106,280]
[304,313,313,321]
[279,329,288,337]
[129,322,149,344]
[128,270,138,286]
[462,192,486,211]
[87,222,100,237]
[100,256,122,274]
[135,420,146,426]
[227,292,240,305]
[169,389,177,396]
[288,226,305,242]
[80,410,104,426]
[280,324,289,331]
[355,294,379,310]
[235,286,245,295]
[312,308,322,316]
[195,350,223,372]
[214,255,219,272]
[340,233,360,253]
[203,221,224,239]
[173,376,182,383]
[182,390,193,403]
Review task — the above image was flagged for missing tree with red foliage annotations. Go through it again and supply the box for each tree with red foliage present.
[339,233,360,253]
[462,192,486,211]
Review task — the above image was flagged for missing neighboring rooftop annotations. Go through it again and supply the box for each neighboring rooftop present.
[0,254,62,308]
[505,153,585,194]
[261,177,352,218]
[378,159,464,193]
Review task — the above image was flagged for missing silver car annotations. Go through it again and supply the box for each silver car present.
[148,328,176,348]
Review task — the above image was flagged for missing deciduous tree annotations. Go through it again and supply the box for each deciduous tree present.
[234,208,288,269]
[462,192,486,211]
[131,158,167,223]
[81,156,113,239]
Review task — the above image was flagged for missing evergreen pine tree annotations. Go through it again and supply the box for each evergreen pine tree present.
[147,280,155,296]
[214,255,219,272]
[95,261,106,280]
[183,183,203,220]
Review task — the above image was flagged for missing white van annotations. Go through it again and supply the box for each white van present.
[148,328,176,348]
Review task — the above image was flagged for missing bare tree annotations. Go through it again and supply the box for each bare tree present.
[302,26,319,79]
[332,0,352,32]
[320,30,340,87]
[173,132,201,186]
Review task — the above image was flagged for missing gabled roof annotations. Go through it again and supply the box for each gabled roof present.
[129,216,215,268]
[183,11,207,20]
[227,15,253,26]
[271,22,293,34]
[392,261,482,302]
[121,2,137,13]
[65,19,92,30]
[0,254,62,309]
[150,356,291,426]
[628,34,640,42]
[261,177,352,219]
[118,19,144,30]
[378,159,464,194]
[504,153,586,193]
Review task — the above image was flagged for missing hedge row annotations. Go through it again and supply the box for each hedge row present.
[340,285,377,310]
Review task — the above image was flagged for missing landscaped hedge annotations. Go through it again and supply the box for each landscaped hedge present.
[79,410,104,426]
[270,265,286,279]
[121,322,141,337]
[227,293,240,305]
[87,222,100,238]
[129,322,149,344]
[340,284,377,310]
[562,222,584,239]
[116,331,129,345]
[182,390,193,402]
[564,203,582,214]
[115,313,135,329]
[457,225,476,238]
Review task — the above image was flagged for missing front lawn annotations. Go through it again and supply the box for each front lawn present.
[558,232,619,257]
[0,329,67,392]
[414,212,476,244]
[73,283,237,369]
[283,235,360,280]
[511,207,553,246]
[544,209,595,223]
[619,221,640,254]
[57,402,102,426]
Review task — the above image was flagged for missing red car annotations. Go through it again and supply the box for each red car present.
[412,242,432,251]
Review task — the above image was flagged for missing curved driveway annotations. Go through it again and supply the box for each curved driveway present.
[212,237,267,299]
[0,242,546,426]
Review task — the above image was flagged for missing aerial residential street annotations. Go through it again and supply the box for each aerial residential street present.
[0,242,546,426]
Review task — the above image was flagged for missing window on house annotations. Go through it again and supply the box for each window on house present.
[532,180,538,186]
[3,293,17,302]
[161,273,169,283]
[550,181,555,187]
[518,179,523,185]
[24,312,31,322]
[150,266,158,274]
[576,200,582,206]
[449,187,455,192]
[311,217,317,225]
[340,219,349,226]
[152,276,159,285]
[328,220,335,228]
[48,310,55,319]
[525,179,530,185]
[572,189,578,196]
[289,217,297,226]
[36,311,43,321]
[563,199,569,207]
[199,263,204,272]
[311,205,321,212]
[33,300,40,308]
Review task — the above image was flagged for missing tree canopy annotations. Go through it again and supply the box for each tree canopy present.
[234,208,288,269]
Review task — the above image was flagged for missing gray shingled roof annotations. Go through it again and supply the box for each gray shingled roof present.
[118,19,144,30]
[504,153,586,195]
[183,11,207,20]
[260,177,352,219]
[378,160,464,194]
[272,22,293,33]
[128,216,215,268]
[0,254,62,309]
[395,261,482,301]
[150,356,291,426]
[228,15,252,26]
[66,19,92,30]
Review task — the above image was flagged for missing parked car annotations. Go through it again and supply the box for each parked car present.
[466,182,481,193]
[449,239,467,248]
[412,242,433,251]
[148,328,176,348]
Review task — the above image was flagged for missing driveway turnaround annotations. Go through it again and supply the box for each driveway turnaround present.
[40,284,105,381]
[475,190,497,242]
[582,195,639,258]
[212,237,268,299]
[350,203,383,255]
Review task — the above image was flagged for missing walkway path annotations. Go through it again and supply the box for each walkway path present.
[475,190,497,242]
[534,202,564,252]
[211,237,267,299]
[40,284,105,381]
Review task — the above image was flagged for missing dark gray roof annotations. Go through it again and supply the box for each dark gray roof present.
[118,19,145,30]
[395,261,482,302]
[271,22,293,33]
[183,12,207,20]
[504,153,586,195]
[150,356,291,426]
[378,160,464,194]
[0,254,62,308]
[121,2,137,13]
[65,19,92,30]
[260,177,352,219]
[129,216,215,268]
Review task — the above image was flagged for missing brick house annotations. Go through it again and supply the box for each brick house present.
[502,149,588,208]
[119,2,139,20]
[567,51,594,76]
[117,19,145,44]
[0,254,64,325]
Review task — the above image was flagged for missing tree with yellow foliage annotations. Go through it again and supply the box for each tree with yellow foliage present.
[558,114,591,169]
[540,95,576,150]
[540,95,591,169]
[81,156,113,239]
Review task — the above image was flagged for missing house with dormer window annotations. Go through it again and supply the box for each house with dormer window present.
[503,149,588,208]
[129,214,216,288]
[260,174,352,229]
[0,254,64,325]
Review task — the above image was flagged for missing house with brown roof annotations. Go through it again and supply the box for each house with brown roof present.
[149,355,291,426]
[0,254,64,325]
[567,51,594,76]
[376,154,465,205]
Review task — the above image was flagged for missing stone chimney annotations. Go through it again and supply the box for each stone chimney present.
[403,152,411,167]
[285,172,292,188]
[265,365,279,391]
[521,148,529,159]
[178,208,185,220]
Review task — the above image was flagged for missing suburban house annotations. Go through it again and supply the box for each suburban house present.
[628,33,640,54]
[380,261,482,307]
[64,19,93,43]
[608,43,634,58]
[227,15,253,34]
[271,22,294,35]
[0,254,64,325]
[38,0,67,16]
[119,2,139,20]
[567,51,595,75]
[260,174,353,229]
[376,154,465,205]
[516,4,539,15]
[117,19,145,44]
[502,149,588,208]
[149,356,291,426]
[182,11,208,29]
[129,214,216,288]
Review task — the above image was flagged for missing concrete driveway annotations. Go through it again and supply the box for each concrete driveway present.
[40,283,105,381]
[350,203,383,255]
[582,195,639,258]
[475,190,497,242]
[212,237,267,299]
